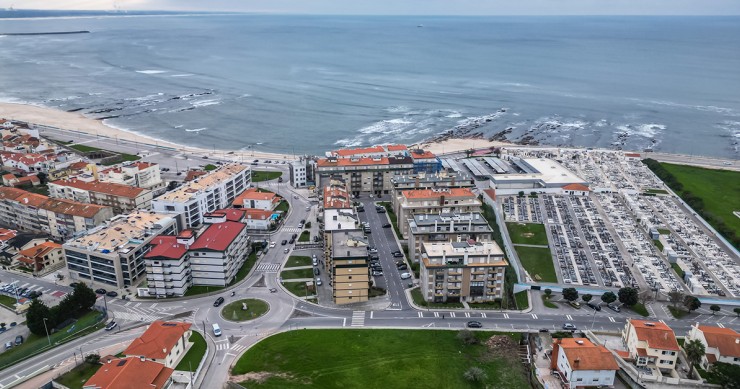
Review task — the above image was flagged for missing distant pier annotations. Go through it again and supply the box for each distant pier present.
[0,31,90,36]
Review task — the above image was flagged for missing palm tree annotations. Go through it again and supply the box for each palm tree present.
[684,339,706,379]
[734,307,740,317]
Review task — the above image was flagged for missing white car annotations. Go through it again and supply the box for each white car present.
[315,278,323,286]
[400,272,412,280]
[269,242,276,248]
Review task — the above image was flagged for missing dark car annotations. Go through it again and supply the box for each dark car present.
[377,208,386,213]
[466,321,483,328]
[292,233,298,239]
[393,252,404,258]
[14,335,23,345]
[213,297,225,307]
[28,291,43,299]
[289,237,296,244]
[382,223,391,228]
[587,302,601,312]
[106,291,118,298]
[607,304,620,312]
[539,328,550,333]
[95,288,107,295]
[313,268,320,276]
[281,240,288,245]
[397,264,408,270]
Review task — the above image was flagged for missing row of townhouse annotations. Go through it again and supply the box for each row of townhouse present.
[48,177,153,214]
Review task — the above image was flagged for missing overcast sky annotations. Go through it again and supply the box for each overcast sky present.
[2,0,740,15]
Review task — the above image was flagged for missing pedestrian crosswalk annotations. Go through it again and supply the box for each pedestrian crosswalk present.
[215,341,230,351]
[608,317,616,322]
[282,227,301,233]
[109,301,186,323]
[717,323,725,328]
[351,311,365,327]
[566,315,573,320]
[231,344,248,353]
[256,263,281,272]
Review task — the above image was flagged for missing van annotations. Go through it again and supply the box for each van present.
[212,323,222,337]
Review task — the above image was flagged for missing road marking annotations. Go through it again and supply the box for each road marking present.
[566,315,573,320]
[434,312,439,318]
[151,303,158,308]
[125,301,132,307]
[20,283,29,288]
[449,312,456,318]
[717,323,725,328]
[659,320,666,324]
[370,311,374,319]
[531,314,538,319]
[351,311,365,327]
[134,302,141,308]
[609,317,616,322]
[418,312,423,318]
[464,312,470,318]
[256,263,281,272]
[480,313,487,318]
[503,313,509,319]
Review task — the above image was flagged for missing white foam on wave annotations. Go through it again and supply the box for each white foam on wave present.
[616,123,665,138]
[333,138,364,147]
[170,74,193,77]
[190,99,220,108]
[358,118,413,135]
[185,127,207,133]
[445,112,462,118]
[632,98,738,116]
[136,70,168,75]
[384,106,411,114]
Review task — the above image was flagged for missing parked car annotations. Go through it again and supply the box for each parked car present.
[14,335,23,345]
[281,240,288,245]
[29,291,43,299]
[382,223,391,228]
[288,237,295,244]
[539,328,550,333]
[587,302,601,312]
[292,233,298,239]
[213,297,225,307]
[400,272,412,280]
[393,252,404,258]
[372,271,383,276]
[106,291,118,298]
[269,241,276,248]
[313,268,320,276]
[562,323,577,330]
[397,264,408,270]
[607,304,620,313]
[4,342,11,350]
[315,278,323,286]
[95,288,107,295]
[105,321,118,331]
[284,248,289,254]
[377,208,386,213]
[466,321,483,328]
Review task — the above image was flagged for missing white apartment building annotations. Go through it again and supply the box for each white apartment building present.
[152,164,250,228]
[99,162,166,194]
[395,187,482,238]
[188,220,250,287]
[144,231,193,297]
[552,338,619,389]
[48,178,152,215]
[289,161,307,188]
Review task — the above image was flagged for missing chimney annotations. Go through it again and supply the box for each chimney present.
[574,358,580,368]
[140,356,145,362]
[736,338,739,344]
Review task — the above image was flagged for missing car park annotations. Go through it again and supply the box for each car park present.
[213,297,225,307]
[466,321,483,328]
[400,272,412,280]
[562,323,577,330]
[105,321,118,331]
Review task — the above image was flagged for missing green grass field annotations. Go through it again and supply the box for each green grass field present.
[69,144,101,153]
[542,296,558,309]
[506,223,549,246]
[410,288,464,308]
[55,362,101,389]
[514,291,529,310]
[661,163,740,244]
[629,303,650,317]
[252,170,283,182]
[298,230,310,242]
[175,331,207,371]
[222,299,269,322]
[286,255,312,268]
[282,281,311,298]
[513,246,557,283]
[281,268,313,280]
[232,329,527,389]
[0,295,16,309]
[275,200,289,213]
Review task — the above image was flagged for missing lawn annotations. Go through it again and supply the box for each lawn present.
[506,223,549,246]
[275,200,289,213]
[286,255,312,268]
[0,294,16,309]
[298,230,310,242]
[68,144,140,165]
[653,239,664,252]
[222,299,269,322]
[0,310,105,370]
[252,170,283,182]
[281,268,313,280]
[668,306,688,319]
[671,263,685,278]
[69,144,102,153]
[410,288,464,309]
[514,291,529,310]
[628,303,649,317]
[542,295,558,309]
[644,189,668,195]
[513,246,557,283]
[175,331,207,371]
[55,362,101,389]
[282,281,312,298]
[183,285,225,297]
[660,162,740,248]
[231,329,528,389]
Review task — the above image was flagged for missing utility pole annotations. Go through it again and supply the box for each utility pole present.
[42,318,51,347]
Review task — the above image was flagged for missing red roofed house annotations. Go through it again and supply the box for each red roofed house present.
[232,188,280,211]
[0,227,17,249]
[145,234,192,297]
[687,324,740,369]
[123,320,192,368]
[551,338,619,388]
[203,207,274,230]
[189,221,250,287]
[13,241,63,274]
[243,209,274,230]
[48,178,153,215]
[83,356,174,389]
[396,187,482,238]
[562,183,590,196]
[0,151,55,173]
[622,319,680,376]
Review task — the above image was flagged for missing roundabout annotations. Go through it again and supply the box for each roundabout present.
[221,298,270,322]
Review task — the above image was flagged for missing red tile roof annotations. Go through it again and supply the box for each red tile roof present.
[410,150,437,159]
[482,188,496,201]
[212,208,247,222]
[557,338,619,371]
[317,157,390,167]
[402,187,475,200]
[387,144,409,152]
[123,320,192,359]
[145,236,188,259]
[697,325,740,358]
[334,145,386,157]
[18,241,61,259]
[184,170,207,182]
[233,188,278,204]
[630,320,680,351]
[624,153,641,158]
[0,228,17,242]
[190,221,246,251]
[244,208,273,220]
[84,356,173,389]
[50,178,146,199]
[562,183,590,192]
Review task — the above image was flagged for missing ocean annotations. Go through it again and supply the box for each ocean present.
[0,14,739,158]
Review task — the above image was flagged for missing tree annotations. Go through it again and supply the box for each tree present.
[562,288,579,302]
[71,283,97,313]
[710,305,721,315]
[711,362,740,389]
[463,367,487,383]
[544,289,552,299]
[601,291,617,305]
[204,164,217,171]
[734,307,740,317]
[668,290,685,309]
[638,290,654,305]
[618,287,638,307]
[85,353,101,365]
[457,330,479,345]
[581,294,593,303]
[683,295,701,313]
[683,339,705,379]
[26,298,52,336]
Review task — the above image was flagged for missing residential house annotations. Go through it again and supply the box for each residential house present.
[622,319,680,376]
[686,324,740,369]
[407,212,493,262]
[232,188,280,211]
[83,356,174,389]
[13,241,63,274]
[123,320,192,368]
[551,338,619,389]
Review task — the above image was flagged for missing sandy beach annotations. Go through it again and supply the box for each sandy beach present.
[411,138,511,156]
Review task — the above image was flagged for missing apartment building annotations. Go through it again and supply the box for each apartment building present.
[317,146,413,196]
[144,232,192,297]
[408,212,493,262]
[188,220,250,287]
[622,319,680,376]
[551,338,619,389]
[152,164,250,228]
[64,211,180,288]
[123,320,192,368]
[395,187,482,238]
[323,178,352,210]
[409,149,442,174]
[328,230,369,305]
[686,324,740,369]
[289,160,307,188]
[99,162,165,193]
[390,170,475,193]
[0,187,113,240]
[48,178,152,215]
[419,240,507,303]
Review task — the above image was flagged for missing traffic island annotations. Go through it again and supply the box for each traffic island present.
[221,299,269,322]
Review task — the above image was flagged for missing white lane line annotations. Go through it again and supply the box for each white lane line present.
[503,313,510,319]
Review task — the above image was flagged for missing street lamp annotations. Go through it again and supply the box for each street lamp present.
[42,318,51,347]
[591,307,598,330]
